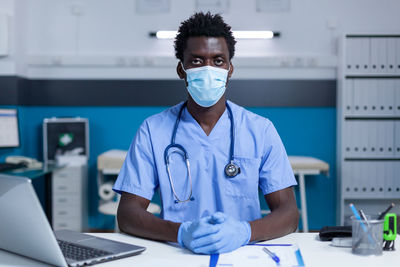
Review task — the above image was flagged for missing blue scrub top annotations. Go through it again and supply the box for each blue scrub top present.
[113,101,297,223]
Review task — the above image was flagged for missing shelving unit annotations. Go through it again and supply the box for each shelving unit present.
[337,34,400,225]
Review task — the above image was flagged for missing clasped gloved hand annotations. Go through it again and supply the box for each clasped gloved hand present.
[177,216,222,251]
[177,212,251,254]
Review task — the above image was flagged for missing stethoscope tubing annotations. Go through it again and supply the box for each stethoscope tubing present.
[164,101,238,203]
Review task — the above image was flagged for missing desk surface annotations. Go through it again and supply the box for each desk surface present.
[1,233,399,267]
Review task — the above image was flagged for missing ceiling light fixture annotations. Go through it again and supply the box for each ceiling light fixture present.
[149,30,280,39]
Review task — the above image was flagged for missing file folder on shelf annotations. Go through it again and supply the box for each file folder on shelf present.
[344,79,353,116]
[353,79,363,116]
[377,121,386,157]
[366,79,378,116]
[367,121,378,158]
[395,80,400,115]
[377,38,388,74]
[342,162,352,195]
[370,38,380,74]
[387,38,397,74]
[386,79,396,115]
[346,38,360,73]
[360,38,370,74]
[360,120,369,155]
[396,38,400,74]
[377,79,386,116]
[395,121,400,156]
[395,162,400,194]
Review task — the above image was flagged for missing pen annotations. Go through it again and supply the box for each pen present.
[263,247,280,265]
[378,203,395,220]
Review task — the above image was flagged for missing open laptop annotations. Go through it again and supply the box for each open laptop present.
[0,174,145,266]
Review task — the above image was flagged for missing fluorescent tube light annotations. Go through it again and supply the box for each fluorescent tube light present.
[233,31,276,39]
[149,31,280,39]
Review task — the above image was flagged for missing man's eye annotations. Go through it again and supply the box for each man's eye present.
[215,59,224,66]
[191,59,202,65]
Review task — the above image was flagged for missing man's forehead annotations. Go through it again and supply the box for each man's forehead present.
[184,36,229,55]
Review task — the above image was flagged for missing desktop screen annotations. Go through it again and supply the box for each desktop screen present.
[0,109,20,148]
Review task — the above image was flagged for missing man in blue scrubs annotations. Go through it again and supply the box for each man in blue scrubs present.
[113,12,299,254]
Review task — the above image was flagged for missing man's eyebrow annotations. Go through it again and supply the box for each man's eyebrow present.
[188,53,204,58]
[213,54,226,58]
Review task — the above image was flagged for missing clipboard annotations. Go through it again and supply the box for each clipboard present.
[209,244,305,267]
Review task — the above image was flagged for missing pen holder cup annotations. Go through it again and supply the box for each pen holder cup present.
[351,215,383,256]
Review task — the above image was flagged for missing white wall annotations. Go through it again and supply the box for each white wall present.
[1,0,400,79]
[0,0,15,75]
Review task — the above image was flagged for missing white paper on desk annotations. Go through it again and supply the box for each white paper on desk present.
[216,244,303,267]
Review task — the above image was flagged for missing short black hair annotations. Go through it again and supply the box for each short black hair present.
[174,12,236,62]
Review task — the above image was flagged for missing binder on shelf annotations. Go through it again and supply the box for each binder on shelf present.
[360,120,369,155]
[396,80,400,116]
[349,121,360,157]
[344,79,353,116]
[364,78,375,116]
[396,38,400,74]
[353,79,363,116]
[343,122,352,158]
[395,161,400,194]
[361,79,370,116]
[360,37,371,74]
[387,38,397,74]
[369,161,381,197]
[385,161,395,198]
[376,121,386,156]
[377,38,388,74]
[346,38,358,72]
[367,121,377,157]
[375,161,385,197]
[385,79,396,115]
[377,79,385,116]
[395,121,400,156]
[353,161,362,196]
[370,38,380,74]
[384,121,395,157]
[342,162,352,195]
[368,79,379,116]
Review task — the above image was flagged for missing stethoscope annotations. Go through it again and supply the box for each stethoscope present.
[164,101,240,203]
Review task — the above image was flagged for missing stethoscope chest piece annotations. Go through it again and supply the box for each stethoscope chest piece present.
[225,162,240,178]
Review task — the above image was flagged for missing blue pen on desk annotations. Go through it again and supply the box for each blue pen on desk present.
[263,247,280,265]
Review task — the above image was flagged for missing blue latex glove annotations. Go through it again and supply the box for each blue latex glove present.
[177,216,222,251]
[191,212,251,254]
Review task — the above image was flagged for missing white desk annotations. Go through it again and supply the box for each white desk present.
[288,156,330,232]
[1,233,399,267]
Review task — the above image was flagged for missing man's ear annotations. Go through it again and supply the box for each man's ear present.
[177,62,185,79]
[228,62,234,79]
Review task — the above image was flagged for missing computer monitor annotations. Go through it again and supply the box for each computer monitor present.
[0,108,20,148]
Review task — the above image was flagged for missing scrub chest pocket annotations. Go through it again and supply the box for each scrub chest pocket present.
[224,157,261,199]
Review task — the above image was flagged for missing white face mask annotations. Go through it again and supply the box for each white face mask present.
[182,63,229,107]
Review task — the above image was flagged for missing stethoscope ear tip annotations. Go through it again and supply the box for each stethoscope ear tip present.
[190,196,195,201]
[174,200,179,204]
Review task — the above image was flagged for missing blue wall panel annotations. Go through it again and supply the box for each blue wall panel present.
[0,105,336,230]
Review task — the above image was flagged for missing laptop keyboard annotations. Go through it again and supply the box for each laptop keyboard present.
[58,240,112,261]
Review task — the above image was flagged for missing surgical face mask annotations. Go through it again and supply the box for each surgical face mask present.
[181,63,229,107]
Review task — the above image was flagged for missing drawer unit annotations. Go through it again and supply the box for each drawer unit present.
[52,165,88,231]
